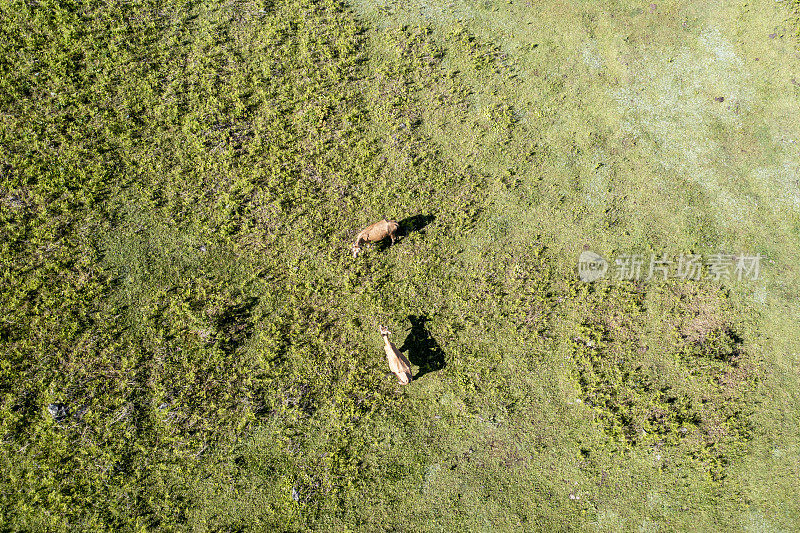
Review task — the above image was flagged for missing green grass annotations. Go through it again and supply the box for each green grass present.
[2,0,800,530]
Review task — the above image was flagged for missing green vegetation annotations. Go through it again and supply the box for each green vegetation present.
[1,0,799,530]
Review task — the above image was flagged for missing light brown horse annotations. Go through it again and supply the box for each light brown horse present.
[379,325,412,385]
[352,219,399,257]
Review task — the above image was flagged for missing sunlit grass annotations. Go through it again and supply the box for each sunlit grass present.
[1,0,799,529]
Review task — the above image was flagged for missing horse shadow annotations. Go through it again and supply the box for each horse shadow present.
[398,214,435,238]
[399,314,446,380]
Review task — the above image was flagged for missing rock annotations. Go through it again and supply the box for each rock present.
[47,403,69,421]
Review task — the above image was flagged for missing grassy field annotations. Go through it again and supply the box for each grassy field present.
[1,0,799,530]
